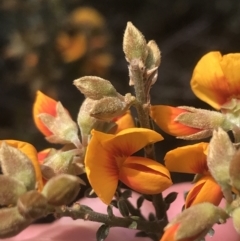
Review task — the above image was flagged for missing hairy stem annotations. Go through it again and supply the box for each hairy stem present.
[55,203,163,234]
[129,58,167,228]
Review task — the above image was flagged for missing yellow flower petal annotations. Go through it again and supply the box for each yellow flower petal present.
[164,143,208,174]
[0,140,43,191]
[33,91,57,136]
[102,128,163,156]
[114,111,135,133]
[150,105,201,136]
[119,156,172,194]
[185,176,222,208]
[191,52,240,109]
[85,131,119,205]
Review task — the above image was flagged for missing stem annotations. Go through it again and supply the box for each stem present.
[130,59,150,129]
[55,203,163,234]
[129,58,168,230]
[152,194,168,224]
[130,59,155,160]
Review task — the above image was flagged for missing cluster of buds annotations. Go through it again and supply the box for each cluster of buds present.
[123,22,161,92]
[74,76,136,146]
[0,141,82,238]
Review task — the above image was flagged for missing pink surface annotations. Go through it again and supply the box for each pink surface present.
[3,183,240,241]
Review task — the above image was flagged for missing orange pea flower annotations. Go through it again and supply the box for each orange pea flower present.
[85,128,172,204]
[150,105,201,138]
[150,105,230,140]
[0,140,43,191]
[164,142,222,208]
[190,51,240,110]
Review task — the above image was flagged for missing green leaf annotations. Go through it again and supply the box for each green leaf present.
[96,224,110,241]
[136,195,144,209]
[117,199,129,217]
[164,192,178,204]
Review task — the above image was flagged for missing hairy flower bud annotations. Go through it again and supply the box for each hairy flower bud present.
[17,190,49,220]
[77,98,105,146]
[0,142,36,190]
[0,175,27,206]
[207,128,235,202]
[73,76,118,100]
[174,106,231,139]
[0,207,30,238]
[38,102,81,148]
[161,203,228,241]
[90,95,135,121]
[145,40,161,69]
[42,174,83,206]
[41,149,82,179]
[229,148,240,192]
[123,22,148,62]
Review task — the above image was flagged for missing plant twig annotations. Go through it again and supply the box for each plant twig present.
[55,203,164,234]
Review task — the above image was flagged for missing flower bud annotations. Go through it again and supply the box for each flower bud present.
[42,174,83,206]
[161,203,228,241]
[0,207,30,238]
[41,149,82,179]
[90,95,135,121]
[17,190,49,220]
[38,102,81,148]
[73,76,118,100]
[145,40,161,69]
[174,106,231,139]
[207,128,235,202]
[123,22,148,62]
[77,98,104,138]
[0,142,36,190]
[229,148,240,192]
[0,175,27,206]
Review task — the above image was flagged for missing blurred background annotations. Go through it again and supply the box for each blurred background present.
[1,0,240,183]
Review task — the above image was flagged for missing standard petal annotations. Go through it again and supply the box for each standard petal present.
[100,128,163,156]
[164,143,208,174]
[85,131,119,205]
[191,52,240,109]
[150,105,201,137]
[220,53,240,98]
[119,156,172,194]
[185,176,222,208]
[1,140,43,191]
[33,91,57,136]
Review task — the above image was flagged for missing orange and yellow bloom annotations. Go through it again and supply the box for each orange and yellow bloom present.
[85,128,172,204]
[191,51,240,110]
[164,142,222,208]
[150,105,202,138]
